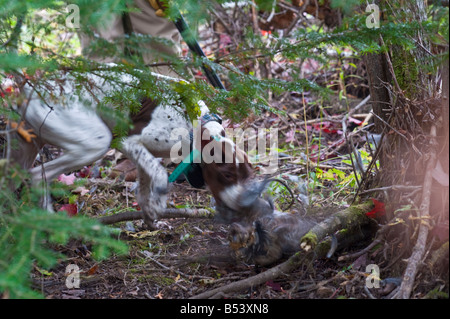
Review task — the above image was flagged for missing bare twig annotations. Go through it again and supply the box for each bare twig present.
[371,111,409,142]
[358,185,422,195]
[348,95,372,117]
[379,35,403,94]
[397,125,437,299]
[338,239,382,261]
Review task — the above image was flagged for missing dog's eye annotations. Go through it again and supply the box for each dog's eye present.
[223,172,233,180]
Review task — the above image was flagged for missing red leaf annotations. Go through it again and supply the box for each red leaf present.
[77,166,92,178]
[58,204,78,217]
[366,199,386,219]
[265,280,282,291]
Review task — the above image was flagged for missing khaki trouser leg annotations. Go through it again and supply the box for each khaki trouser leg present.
[79,0,182,77]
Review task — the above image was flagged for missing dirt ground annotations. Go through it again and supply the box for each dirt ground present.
[28,157,380,299]
[32,182,351,300]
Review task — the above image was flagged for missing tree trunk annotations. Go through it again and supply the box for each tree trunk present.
[363,51,392,135]
[363,0,449,298]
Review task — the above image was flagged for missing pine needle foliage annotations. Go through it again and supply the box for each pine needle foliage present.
[0,165,128,299]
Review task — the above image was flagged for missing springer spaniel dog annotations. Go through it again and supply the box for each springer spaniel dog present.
[5,66,271,228]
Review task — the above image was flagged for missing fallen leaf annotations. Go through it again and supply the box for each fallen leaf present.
[77,166,100,178]
[366,199,386,219]
[86,264,99,276]
[58,173,76,185]
[285,128,296,143]
[58,204,78,217]
[123,230,159,239]
[35,266,53,276]
[265,280,282,291]
[199,278,215,285]
[312,121,341,135]
[9,121,37,143]
[352,253,368,270]
[72,186,90,196]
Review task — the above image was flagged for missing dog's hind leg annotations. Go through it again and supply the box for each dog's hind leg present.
[121,135,168,228]
[26,104,112,185]
[22,104,112,211]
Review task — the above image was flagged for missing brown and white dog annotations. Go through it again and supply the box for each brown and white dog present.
[5,67,270,227]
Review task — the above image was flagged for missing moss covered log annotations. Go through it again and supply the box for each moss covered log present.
[300,201,375,254]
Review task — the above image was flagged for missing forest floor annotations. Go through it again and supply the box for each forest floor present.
[28,92,413,300]
[35,184,351,300]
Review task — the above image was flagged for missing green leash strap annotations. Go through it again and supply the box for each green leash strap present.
[168,148,201,183]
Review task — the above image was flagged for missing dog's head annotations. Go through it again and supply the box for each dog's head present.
[196,121,273,220]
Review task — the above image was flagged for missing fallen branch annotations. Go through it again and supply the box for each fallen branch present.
[190,201,376,299]
[98,208,213,225]
[397,125,438,299]
[190,251,313,299]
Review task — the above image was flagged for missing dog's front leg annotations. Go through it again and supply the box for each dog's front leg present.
[120,135,168,228]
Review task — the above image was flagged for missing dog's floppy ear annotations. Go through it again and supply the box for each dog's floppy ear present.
[237,177,271,208]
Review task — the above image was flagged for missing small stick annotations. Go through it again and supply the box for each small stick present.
[97,208,213,225]
[338,239,382,261]
[358,185,422,195]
